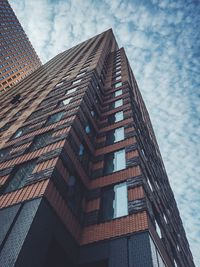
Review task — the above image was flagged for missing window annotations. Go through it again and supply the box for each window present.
[106,127,124,145]
[114,82,122,88]
[115,70,121,76]
[61,97,73,106]
[108,111,123,124]
[155,220,162,238]
[0,147,10,160]
[67,175,84,217]
[61,75,69,81]
[147,177,153,191]
[13,127,25,138]
[115,75,121,81]
[85,125,91,134]
[104,149,126,175]
[100,182,128,221]
[163,213,168,224]
[72,79,82,85]
[91,110,95,117]
[78,144,90,169]
[46,111,65,125]
[29,131,52,152]
[5,161,36,193]
[110,99,123,109]
[66,87,77,95]
[80,67,88,72]
[114,89,122,97]
[76,72,86,78]
[55,81,63,88]
[79,144,84,156]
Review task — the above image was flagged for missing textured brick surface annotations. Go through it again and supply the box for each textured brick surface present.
[0,180,49,209]
[90,166,141,188]
[128,186,144,201]
[0,198,41,267]
[81,211,148,244]
[0,140,65,169]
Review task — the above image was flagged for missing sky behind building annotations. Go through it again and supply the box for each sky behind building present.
[9,0,200,265]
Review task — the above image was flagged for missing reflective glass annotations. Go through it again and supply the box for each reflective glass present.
[114,90,122,97]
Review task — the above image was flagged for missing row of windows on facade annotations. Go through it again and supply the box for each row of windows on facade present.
[8,74,123,137]
[1,75,124,131]
[1,151,170,236]
[55,68,88,89]
[0,40,29,52]
[11,105,125,144]
[3,156,173,259]
[1,120,125,170]
[2,157,128,222]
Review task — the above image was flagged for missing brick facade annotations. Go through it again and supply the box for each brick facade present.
[0,29,195,267]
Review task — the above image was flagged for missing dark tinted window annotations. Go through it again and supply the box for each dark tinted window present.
[46,111,65,125]
[5,161,36,193]
[106,127,124,145]
[108,111,123,124]
[29,131,52,152]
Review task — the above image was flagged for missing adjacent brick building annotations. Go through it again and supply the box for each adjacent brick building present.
[0,29,195,267]
[0,0,41,93]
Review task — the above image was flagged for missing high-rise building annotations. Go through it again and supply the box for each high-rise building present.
[0,0,41,93]
[0,29,195,267]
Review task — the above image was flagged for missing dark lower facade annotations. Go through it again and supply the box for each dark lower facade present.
[0,197,166,267]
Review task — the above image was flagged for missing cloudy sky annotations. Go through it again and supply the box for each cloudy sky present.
[9,0,200,265]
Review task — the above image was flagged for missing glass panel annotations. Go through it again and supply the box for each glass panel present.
[61,75,69,81]
[29,132,52,151]
[114,82,122,88]
[66,87,77,94]
[157,252,166,267]
[114,182,128,218]
[114,90,122,97]
[174,260,178,267]
[72,79,82,85]
[46,112,64,125]
[114,149,125,171]
[106,127,124,145]
[0,148,9,160]
[14,129,23,138]
[104,149,125,175]
[79,144,84,156]
[115,75,121,81]
[108,111,123,124]
[147,177,153,191]
[62,97,73,105]
[115,70,121,76]
[100,187,115,221]
[115,127,124,142]
[104,153,115,174]
[91,110,95,117]
[67,175,84,217]
[76,72,86,78]
[55,81,63,87]
[85,125,91,134]
[115,111,123,122]
[113,99,123,108]
[5,161,36,193]
[155,220,162,238]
